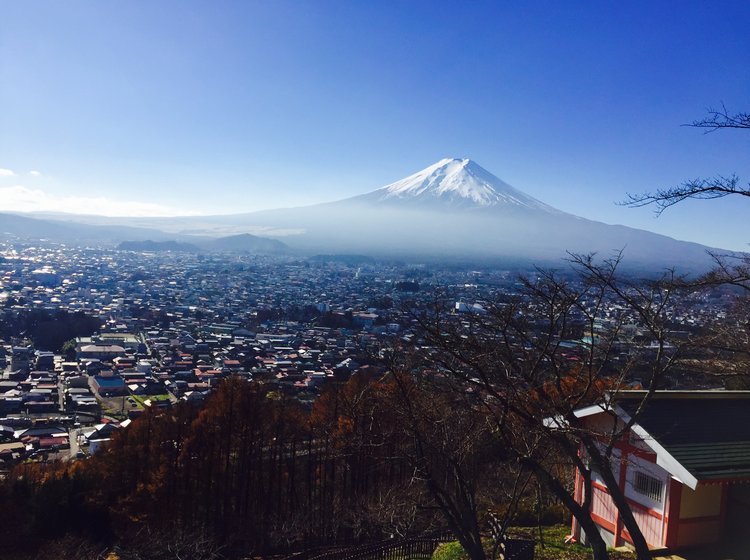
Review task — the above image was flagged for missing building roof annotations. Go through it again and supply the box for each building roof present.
[80,344,126,353]
[614,391,750,484]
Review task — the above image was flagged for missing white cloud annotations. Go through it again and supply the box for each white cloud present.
[0,185,198,217]
[0,168,16,177]
[29,170,42,177]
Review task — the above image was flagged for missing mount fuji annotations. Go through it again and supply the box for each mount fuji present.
[8,158,724,270]
[202,158,718,269]
[350,157,559,212]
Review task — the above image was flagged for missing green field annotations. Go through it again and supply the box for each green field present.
[130,394,171,407]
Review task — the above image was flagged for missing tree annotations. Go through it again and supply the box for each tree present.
[623,104,750,378]
[61,339,77,361]
[402,253,698,560]
[623,104,750,215]
[384,368,525,560]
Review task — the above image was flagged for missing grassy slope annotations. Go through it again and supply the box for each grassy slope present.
[432,525,633,560]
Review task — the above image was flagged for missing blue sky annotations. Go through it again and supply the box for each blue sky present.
[1,1,749,249]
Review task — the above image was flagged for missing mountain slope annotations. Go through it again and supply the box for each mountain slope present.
[4,160,733,271]
[0,213,288,254]
[117,240,202,252]
[205,233,288,253]
[203,158,725,270]
[0,212,180,244]
[351,157,559,213]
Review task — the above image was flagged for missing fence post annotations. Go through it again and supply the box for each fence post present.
[488,509,506,560]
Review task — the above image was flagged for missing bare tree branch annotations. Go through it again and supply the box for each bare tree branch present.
[622,175,747,216]
[621,104,748,215]
[688,103,750,132]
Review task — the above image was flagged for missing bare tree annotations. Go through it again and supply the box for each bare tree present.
[401,253,696,560]
[623,105,749,215]
[622,103,750,383]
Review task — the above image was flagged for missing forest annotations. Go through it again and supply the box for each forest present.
[0,308,101,353]
[1,371,564,559]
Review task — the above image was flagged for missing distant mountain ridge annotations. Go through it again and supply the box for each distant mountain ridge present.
[0,159,737,271]
[117,235,287,254]
[0,213,287,255]
[118,240,201,252]
[206,233,288,253]
[190,158,720,271]
[0,212,178,244]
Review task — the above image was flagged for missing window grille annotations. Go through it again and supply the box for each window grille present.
[633,471,663,502]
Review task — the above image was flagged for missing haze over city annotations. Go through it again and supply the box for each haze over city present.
[1,1,749,250]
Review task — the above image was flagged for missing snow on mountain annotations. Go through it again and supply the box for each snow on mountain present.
[11,157,725,271]
[365,157,559,213]
[251,157,719,270]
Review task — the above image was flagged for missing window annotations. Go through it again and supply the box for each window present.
[633,471,663,502]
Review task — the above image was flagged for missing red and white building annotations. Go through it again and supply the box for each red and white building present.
[571,391,750,551]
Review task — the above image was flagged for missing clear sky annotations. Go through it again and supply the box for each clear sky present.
[1,1,749,249]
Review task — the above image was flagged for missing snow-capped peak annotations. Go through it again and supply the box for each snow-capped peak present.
[371,158,557,212]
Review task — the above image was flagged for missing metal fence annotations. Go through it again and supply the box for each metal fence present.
[301,534,450,560]
[296,535,534,560]
[500,538,535,560]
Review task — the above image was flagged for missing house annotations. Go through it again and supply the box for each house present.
[571,391,750,551]
[0,442,26,463]
[91,372,128,396]
[77,344,127,361]
[82,422,121,453]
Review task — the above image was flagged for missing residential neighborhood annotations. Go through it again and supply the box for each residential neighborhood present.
[1,240,748,560]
